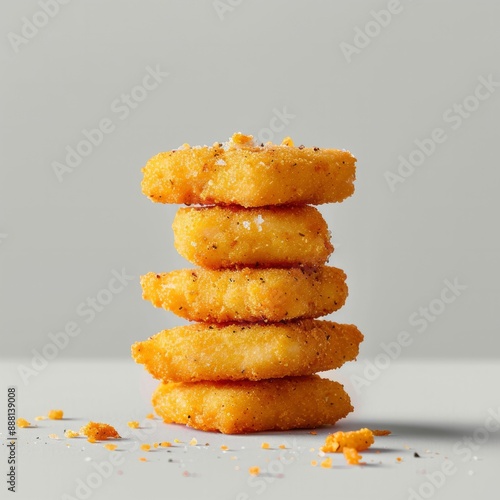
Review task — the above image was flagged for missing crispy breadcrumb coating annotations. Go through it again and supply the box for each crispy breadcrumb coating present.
[173,205,333,269]
[152,375,352,434]
[141,266,347,322]
[132,320,363,382]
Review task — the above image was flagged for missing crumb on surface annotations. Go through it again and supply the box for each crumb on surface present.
[322,428,374,453]
[35,416,46,421]
[396,456,403,462]
[279,444,286,449]
[189,438,198,446]
[127,421,140,429]
[160,441,171,448]
[65,430,79,438]
[48,433,59,439]
[343,447,362,465]
[311,460,318,467]
[220,445,228,451]
[140,444,151,452]
[372,429,391,436]
[261,442,270,449]
[16,418,30,428]
[146,413,154,419]
[153,442,159,449]
[104,444,117,451]
[80,422,120,442]
[320,457,332,468]
[48,409,63,420]
[249,466,260,476]
[139,457,147,462]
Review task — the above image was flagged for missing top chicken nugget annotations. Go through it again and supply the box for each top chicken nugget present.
[141,133,356,207]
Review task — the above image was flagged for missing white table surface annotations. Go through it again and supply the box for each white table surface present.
[1,359,498,500]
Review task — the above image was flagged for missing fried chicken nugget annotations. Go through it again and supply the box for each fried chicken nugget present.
[152,375,353,434]
[141,133,356,207]
[131,320,363,382]
[141,266,348,322]
[173,205,333,269]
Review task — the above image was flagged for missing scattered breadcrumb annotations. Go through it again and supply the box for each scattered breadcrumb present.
[309,430,318,435]
[80,422,120,442]
[48,433,59,440]
[35,416,46,421]
[174,439,182,443]
[65,430,79,438]
[153,443,159,449]
[189,438,198,446]
[343,447,362,465]
[139,457,147,462]
[372,429,391,436]
[160,441,171,448]
[48,409,63,420]
[311,460,318,466]
[320,457,333,468]
[321,428,374,453]
[396,457,403,462]
[279,444,286,449]
[140,444,151,452]
[88,438,97,444]
[281,137,294,147]
[146,413,154,419]
[220,445,228,451]
[104,444,117,451]
[249,466,260,476]
[127,421,140,429]
[261,442,270,449]
[16,418,30,428]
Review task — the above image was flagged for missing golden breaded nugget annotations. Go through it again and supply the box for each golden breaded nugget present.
[173,205,333,269]
[141,266,348,322]
[152,375,353,434]
[131,320,363,382]
[141,133,356,207]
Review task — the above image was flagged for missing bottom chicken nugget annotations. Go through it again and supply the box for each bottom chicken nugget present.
[152,375,352,434]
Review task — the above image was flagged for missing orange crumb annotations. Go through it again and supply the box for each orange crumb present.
[311,460,318,467]
[127,421,140,429]
[146,413,154,419]
[104,444,117,451]
[80,422,120,442]
[174,439,182,443]
[189,438,198,446]
[48,409,63,420]
[320,457,333,468]
[88,438,97,444]
[139,457,147,462]
[396,456,403,462]
[322,428,374,453]
[372,429,391,436]
[16,418,30,428]
[160,441,171,448]
[249,466,260,476]
[140,444,151,452]
[232,132,254,145]
[343,447,362,465]
[281,137,294,147]
[309,430,318,435]
[35,416,46,421]
[153,443,159,449]
[48,433,59,439]
[220,445,228,451]
[261,442,270,449]
[64,430,79,438]
[279,444,286,450]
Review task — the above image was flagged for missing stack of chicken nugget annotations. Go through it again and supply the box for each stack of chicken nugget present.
[132,132,362,434]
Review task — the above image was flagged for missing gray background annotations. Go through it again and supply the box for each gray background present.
[1,0,499,360]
